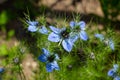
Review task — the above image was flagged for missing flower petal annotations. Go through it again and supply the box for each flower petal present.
[70,21,76,29]
[95,34,104,41]
[0,68,4,73]
[62,39,73,52]
[69,33,79,43]
[78,21,86,30]
[114,76,120,80]
[39,26,48,34]
[48,32,60,42]
[38,54,48,62]
[46,63,54,72]
[28,25,38,32]
[42,48,49,56]
[49,26,61,34]
[109,39,114,50]
[107,69,116,77]
[28,21,38,26]
[79,31,88,41]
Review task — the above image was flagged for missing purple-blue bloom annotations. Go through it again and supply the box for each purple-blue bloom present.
[27,21,38,32]
[114,76,120,80]
[95,33,114,50]
[69,21,88,41]
[48,26,77,52]
[39,26,48,35]
[38,48,59,72]
[108,69,117,77]
[0,68,4,73]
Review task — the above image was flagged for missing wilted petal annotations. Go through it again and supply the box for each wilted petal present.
[48,32,60,42]
[70,21,76,29]
[39,26,48,34]
[78,21,86,30]
[62,39,73,52]
[79,31,88,41]
[28,25,38,32]
[109,39,114,50]
[95,34,104,41]
[49,26,61,34]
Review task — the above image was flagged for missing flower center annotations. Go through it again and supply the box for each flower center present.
[47,55,55,62]
[61,29,70,39]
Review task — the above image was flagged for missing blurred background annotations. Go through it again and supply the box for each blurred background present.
[0,0,120,79]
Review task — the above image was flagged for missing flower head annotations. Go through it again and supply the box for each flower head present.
[27,21,38,32]
[95,33,114,50]
[108,69,117,77]
[38,48,59,72]
[114,76,120,80]
[48,26,77,52]
[69,21,88,41]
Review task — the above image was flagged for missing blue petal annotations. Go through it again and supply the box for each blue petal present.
[113,64,119,71]
[107,69,116,77]
[28,21,38,26]
[69,33,79,43]
[48,32,61,42]
[62,39,73,52]
[55,54,59,60]
[70,21,76,29]
[52,61,60,70]
[46,63,54,72]
[38,48,49,62]
[38,54,48,62]
[42,48,49,56]
[77,21,86,30]
[49,26,61,34]
[39,26,48,34]
[46,61,59,72]
[28,25,38,32]
[109,39,114,50]
[114,76,120,80]
[95,34,104,41]
[79,31,88,41]
[0,68,4,73]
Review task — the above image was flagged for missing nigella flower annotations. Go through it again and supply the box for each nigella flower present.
[0,68,4,73]
[27,21,48,34]
[108,69,117,77]
[27,21,39,32]
[38,48,59,72]
[95,34,114,50]
[114,76,120,80]
[48,26,78,52]
[69,21,88,41]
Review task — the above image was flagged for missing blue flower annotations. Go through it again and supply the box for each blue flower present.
[0,68,4,73]
[108,69,117,77]
[39,26,48,35]
[48,26,77,52]
[27,21,39,32]
[69,21,88,41]
[113,64,119,72]
[38,48,59,72]
[114,76,120,80]
[95,33,114,50]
